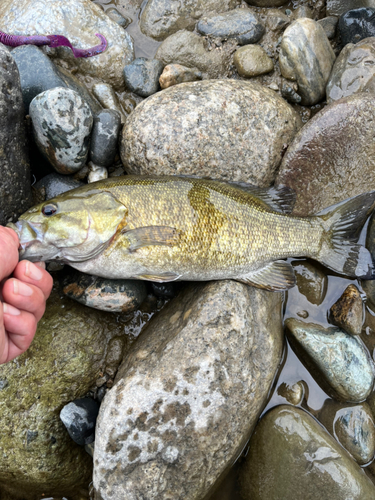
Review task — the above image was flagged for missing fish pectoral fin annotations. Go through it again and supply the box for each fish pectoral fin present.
[236,260,296,291]
[123,226,181,252]
[135,272,181,283]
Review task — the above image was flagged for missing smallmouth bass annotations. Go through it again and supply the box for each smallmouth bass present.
[10,176,375,291]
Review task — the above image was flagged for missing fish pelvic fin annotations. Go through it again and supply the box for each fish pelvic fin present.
[236,260,296,291]
[316,192,375,279]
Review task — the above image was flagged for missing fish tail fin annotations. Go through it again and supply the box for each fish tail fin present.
[316,192,375,279]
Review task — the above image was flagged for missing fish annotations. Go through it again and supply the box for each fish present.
[8,175,375,291]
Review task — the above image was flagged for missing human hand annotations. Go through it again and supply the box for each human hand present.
[0,226,53,364]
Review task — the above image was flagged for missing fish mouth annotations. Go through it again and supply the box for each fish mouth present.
[7,220,43,258]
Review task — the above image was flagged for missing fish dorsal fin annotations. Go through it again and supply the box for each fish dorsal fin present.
[227,182,296,214]
[235,260,296,291]
[123,226,181,252]
[135,272,181,282]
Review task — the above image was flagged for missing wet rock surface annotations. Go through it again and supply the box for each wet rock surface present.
[339,8,375,45]
[159,64,202,89]
[121,79,301,186]
[239,405,375,500]
[330,284,363,335]
[123,57,164,97]
[89,109,121,168]
[327,0,375,16]
[285,318,375,402]
[93,280,284,500]
[30,87,93,175]
[279,18,336,105]
[276,93,375,215]
[292,261,327,306]
[60,397,99,446]
[233,45,274,77]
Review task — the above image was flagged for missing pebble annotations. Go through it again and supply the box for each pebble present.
[0,45,31,225]
[33,173,83,201]
[265,9,290,31]
[63,271,147,313]
[277,381,305,405]
[92,82,127,124]
[330,284,363,335]
[121,79,301,187]
[233,45,274,77]
[196,9,265,45]
[292,5,314,19]
[60,398,100,446]
[276,93,375,215]
[159,64,202,89]
[318,16,339,39]
[87,162,108,183]
[318,400,375,465]
[285,318,375,402]
[292,261,328,306]
[326,37,375,103]
[123,57,164,97]
[93,281,284,500]
[279,18,336,105]
[106,7,131,28]
[89,109,121,168]
[339,8,375,45]
[239,405,375,500]
[327,0,375,17]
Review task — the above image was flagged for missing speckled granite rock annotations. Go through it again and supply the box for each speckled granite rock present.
[93,280,284,500]
[234,45,274,77]
[239,405,375,500]
[275,93,375,215]
[0,288,129,499]
[327,0,375,16]
[279,18,336,105]
[140,0,240,41]
[0,0,134,91]
[123,57,164,97]
[330,284,363,336]
[339,8,375,45]
[285,318,375,402]
[121,80,301,186]
[0,44,31,225]
[326,38,375,102]
[159,64,202,89]
[196,9,265,45]
[30,87,93,175]
[89,109,121,168]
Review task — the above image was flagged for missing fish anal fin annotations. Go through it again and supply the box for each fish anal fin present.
[135,272,181,283]
[235,260,296,291]
[123,226,181,252]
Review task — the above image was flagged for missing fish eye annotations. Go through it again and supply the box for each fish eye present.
[42,203,58,216]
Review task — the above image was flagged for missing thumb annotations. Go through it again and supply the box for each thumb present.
[0,227,19,281]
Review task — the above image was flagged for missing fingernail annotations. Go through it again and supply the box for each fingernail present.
[3,303,21,316]
[13,280,33,297]
[25,261,43,281]
[35,262,46,270]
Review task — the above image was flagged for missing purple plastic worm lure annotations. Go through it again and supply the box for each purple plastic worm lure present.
[0,31,107,58]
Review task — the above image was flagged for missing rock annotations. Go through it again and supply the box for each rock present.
[89,109,121,168]
[0,0,134,91]
[151,282,177,299]
[93,280,284,500]
[244,0,287,8]
[159,64,202,89]
[0,287,130,498]
[29,87,93,175]
[277,381,306,405]
[330,284,363,335]
[92,82,127,124]
[0,44,31,225]
[121,80,301,186]
[234,45,274,77]
[265,9,290,31]
[285,318,375,402]
[363,211,375,310]
[33,173,83,202]
[292,5,314,19]
[106,7,132,29]
[275,93,375,215]
[318,400,375,465]
[155,30,230,80]
[196,9,265,45]
[318,16,339,39]
[60,398,100,446]
[123,57,164,97]
[327,0,375,17]
[87,162,108,183]
[292,261,328,306]
[279,18,336,105]
[326,38,375,103]
[339,8,375,45]
[139,0,240,41]
[239,405,375,500]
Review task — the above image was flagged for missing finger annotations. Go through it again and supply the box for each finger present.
[2,302,37,363]
[0,302,7,364]
[12,261,53,300]
[0,227,19,281]
[2,278,46,322]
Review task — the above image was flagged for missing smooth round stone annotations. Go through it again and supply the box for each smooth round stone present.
[275,93,375,215]
[106,7,131,28]
[87,162,108,183]
[285,318,375,402]
[339,7,375,44]
[277,381,305,405]
[327,0,375,16]
[93,281,284,500]
[92,82,127,124]
[196,9,265,45]
[159,64,202,89]
[34,173,83,201]
[89,109,121,168]
[234,45,274,77]
[319,400,375,465]
[30,87,93,175]
[60,398,99,446]
[318,16,339,39]
[121,80,301,187]
[330,284,363,336]
[279,18,336,105]
[63,272,147,313]
[292,260,327,306]
[123,57,164,97]
[326,38,375,102]
[239,405,375,500]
